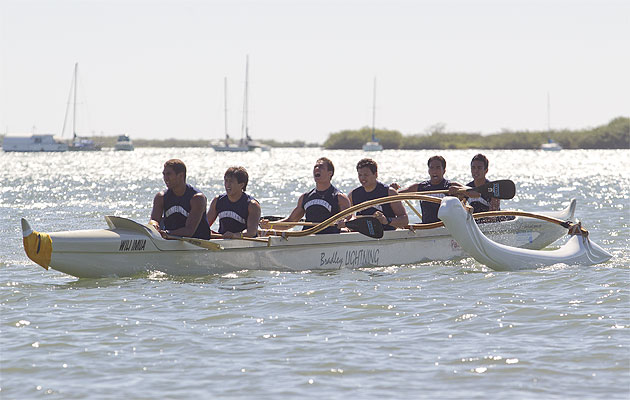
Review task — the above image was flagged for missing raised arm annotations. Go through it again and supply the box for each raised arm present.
[387,186,409,228]
[396,183,419,193]
[447,181,466,196]
[149,191,165,231]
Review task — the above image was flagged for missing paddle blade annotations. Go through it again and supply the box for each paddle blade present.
[471,180,516,200]
[346,217,384,239]
[262,215,284,222]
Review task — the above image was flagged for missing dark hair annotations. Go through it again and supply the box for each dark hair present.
[224,166,249,191]
[471,153,489,169]
[356,158,378,174]
[427,155,446,169]
[317,157,335,177]
[164,159,186,178]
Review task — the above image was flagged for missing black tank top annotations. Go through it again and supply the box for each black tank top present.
[417,179,450,224]
[300,185,341,234]
[163,184,211,239]
[216,193,255,235]
[351,181,396,231]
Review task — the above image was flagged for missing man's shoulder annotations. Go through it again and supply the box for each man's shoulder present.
[247,193,260,205]
[351,185,364,195]
[330,184,345,196]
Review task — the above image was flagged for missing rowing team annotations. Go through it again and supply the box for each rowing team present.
[149,154,501,240]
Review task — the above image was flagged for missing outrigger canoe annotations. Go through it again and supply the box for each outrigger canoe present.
[21,196,579,278]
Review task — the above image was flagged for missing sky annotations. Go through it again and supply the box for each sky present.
[1,0,628,143]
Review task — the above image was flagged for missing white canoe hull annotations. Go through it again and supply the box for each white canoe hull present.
[438,197,612,270]
[21,201,577,278]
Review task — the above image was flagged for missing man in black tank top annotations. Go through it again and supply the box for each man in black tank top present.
[207,166,261,239]
[391,155,464,224]
[344,158,408,231]
[149,159,211,239]
[259,157,350,234]
[466,153,501,213]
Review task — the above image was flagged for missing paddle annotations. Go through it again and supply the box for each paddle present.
[265,216,383,239]
[167,235,224,250]
[264,217,384,239]
[417,179,515,200]
[261,215,288,222]
[347,217,384,238]
[467,179,515,200]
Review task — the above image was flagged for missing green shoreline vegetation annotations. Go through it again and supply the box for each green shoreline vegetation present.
[323,117,629,150]
[2,117,627,149]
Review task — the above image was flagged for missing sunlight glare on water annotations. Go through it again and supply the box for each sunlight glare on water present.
[0,148,628,399]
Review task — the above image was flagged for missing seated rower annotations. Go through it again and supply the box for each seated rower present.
[260,157,350,234]
[391,155,464,224]
[466,153,500,213]
[207,166,261,239]
[342,158,408,230]
[149,159,212,239]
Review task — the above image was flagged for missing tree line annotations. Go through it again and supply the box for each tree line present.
[322,117,630,150]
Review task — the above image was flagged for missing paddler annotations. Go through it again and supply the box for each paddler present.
[340,158,408,230]
[207,166,261,238]
[466,153,501,213]
[150,159,212,239]
[259,157,351,234]
[391,155,464,224]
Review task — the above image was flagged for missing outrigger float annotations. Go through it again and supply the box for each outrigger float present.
[20,185,611,278]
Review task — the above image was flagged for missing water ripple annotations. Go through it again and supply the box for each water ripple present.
[1,149,628,399]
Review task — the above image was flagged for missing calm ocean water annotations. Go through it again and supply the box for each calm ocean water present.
[1,148,628,399]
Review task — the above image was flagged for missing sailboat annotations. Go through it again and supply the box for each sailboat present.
[62,63,101,151]
[540,92,562,151]
[212,56,268,152]
[362,77,383,151]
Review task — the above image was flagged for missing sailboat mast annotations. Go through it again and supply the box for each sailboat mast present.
[371,77,376,141]
[72,63,78,138]
[241,55,249,142]
[547,92,551,132]
[224,77,229,145]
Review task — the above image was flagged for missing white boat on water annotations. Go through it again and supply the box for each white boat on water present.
[114,134,134,151]
[21,196,580,279]
[541,139,562,151]
[68,136,101,151]
[2,133,68,152]
[212,57,269,152]
[362,138,383,152]
[362,77,383,152]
